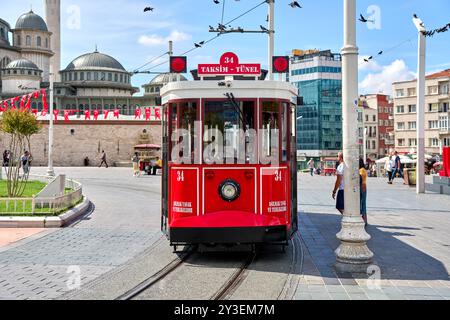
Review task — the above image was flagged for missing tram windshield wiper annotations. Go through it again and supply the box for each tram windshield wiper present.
[224,92,248,131]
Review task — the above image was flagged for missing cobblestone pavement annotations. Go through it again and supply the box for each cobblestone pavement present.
[0,167,162,299]
[296,174,450,300]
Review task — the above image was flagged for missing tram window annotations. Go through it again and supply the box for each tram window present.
[204,100,256,164]
[261,101,280,164]
[281,102,289,162]
[169,102,198,164]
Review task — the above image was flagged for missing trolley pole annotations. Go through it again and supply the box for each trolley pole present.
[47,66,55,177]
[267,0,275,81]
[335,0,373,273]
[413,17,426,194]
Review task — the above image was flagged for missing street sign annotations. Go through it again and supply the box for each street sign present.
[198,52,261,76]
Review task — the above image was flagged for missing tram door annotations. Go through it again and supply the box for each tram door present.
[161,104,169,235]
[290,102,298,235]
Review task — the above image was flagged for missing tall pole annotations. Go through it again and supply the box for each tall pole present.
[415,23,426,194]
[267,0,275,80]
[335,0,373,272]
[363,127,367,163]
[47,67,55,177]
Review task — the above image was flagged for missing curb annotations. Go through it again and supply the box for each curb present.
[0,197,91,228]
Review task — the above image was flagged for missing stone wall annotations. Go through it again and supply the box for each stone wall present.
[0,121,162,167]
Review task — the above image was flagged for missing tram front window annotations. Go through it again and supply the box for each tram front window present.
[262,101,280,163]
[204,100,256,164]
[170,101,198,164]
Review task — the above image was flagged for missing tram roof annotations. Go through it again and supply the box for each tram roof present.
[161,80,298,104]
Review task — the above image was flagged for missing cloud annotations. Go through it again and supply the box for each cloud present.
[138,30,192,47]
[358,56,383,72]
[359,59,415,95]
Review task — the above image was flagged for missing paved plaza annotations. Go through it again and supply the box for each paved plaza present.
[0,167,449,300]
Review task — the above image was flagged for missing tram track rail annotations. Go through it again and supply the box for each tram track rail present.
[116,246,195,300]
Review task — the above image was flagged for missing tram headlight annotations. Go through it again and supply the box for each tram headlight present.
[219,180,240,202]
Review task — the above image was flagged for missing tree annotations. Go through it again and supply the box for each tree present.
[0,109,41,197]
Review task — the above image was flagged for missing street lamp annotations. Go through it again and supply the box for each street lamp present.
[413,14,426,194]
[335,0,373,273]
[47,67,55,177]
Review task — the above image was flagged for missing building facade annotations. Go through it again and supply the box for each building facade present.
[289,49,342,168]
[360,94,394,160]
[392,69,450,155]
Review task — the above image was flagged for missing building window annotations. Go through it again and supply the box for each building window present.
[428,103,439,112]
[101,72,106,81]
[108,73,112,81]
[80,72,84,81]
[428,86,438,95]
[444,138,450,147]
[408,139,417,147]
[440,102,449,113]
[115,73,118,82]
[87,72,91,80]
[45,38,48,48]
[397,122,405,130]
[17,35,21,46]
[398,139,405,146]
[396,89,404,97]
[407,88,416,96]
[408,105,416,113]
[26,35,31,46]
[440,116,449,130]
[120,74,123,83]
[408,121,416,130]
[440,84,449,95]
[429,138,440,147]
[94,72,99,81]
[37,36,41,47]
[429,120,439,129]
[396,105,404,113]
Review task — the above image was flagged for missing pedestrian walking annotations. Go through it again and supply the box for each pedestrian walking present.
[359,158,368,227]
[386,151,395,184]
[99,150,109,168]
[307,158,315,176]
[21,151,32,175]
[2,150,10,167]
[392,151,404,181]
[332,152,345,214]
[132,152,140,177]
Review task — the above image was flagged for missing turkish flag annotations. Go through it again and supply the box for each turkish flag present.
[19,95,27,109]
[53,109,59,121]
[2,100,8,111]
[113,109,119,119]
[40,89,48,109]
[84,110,91,120]
[64,110,70,122]
[103,110,109,119]
[33,91,39,99]
[154,107,161,120]
[25,93,32,110]
[41,108,47,116]
[145,108,151,121]
[32,109,38,116]
[135,107,142,119]
[93,109,100,120]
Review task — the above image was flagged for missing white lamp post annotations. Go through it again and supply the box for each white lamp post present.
[47,67,55,177]
[335,0,373,272]
[413,15,426,194]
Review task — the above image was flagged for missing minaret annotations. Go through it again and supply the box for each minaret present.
[44,0,61,82]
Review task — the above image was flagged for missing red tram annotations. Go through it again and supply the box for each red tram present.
[160,53,298,249]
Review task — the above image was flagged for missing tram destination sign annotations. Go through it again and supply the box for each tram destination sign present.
[198,52,261,77]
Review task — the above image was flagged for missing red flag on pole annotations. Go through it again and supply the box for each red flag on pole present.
[145,108,151,121]
[84,110,91,120]
[93,109,100,120]
[113,109,119,119]
[25,93,32,110]
[134,107,142,119]
[19,95,27,109]
[53,109,59,121]
[40,89,48,109]
[41,108,47,116]
[33,91,39,99]
[103,110,109,119]
[154,107,161,120]
[32,109,38,116]
[64,110,70,122]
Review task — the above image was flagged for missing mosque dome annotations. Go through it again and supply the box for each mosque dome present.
[15,10,48,31]
[64,50,126,72]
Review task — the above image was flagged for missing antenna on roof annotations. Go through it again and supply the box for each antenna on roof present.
[94,44,98,52]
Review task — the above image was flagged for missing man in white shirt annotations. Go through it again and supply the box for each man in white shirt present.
[307,158,315,176]
[332,152,345,214]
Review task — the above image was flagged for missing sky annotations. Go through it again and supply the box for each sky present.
[1,0,449,96]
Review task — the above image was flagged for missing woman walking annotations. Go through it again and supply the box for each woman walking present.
[132,152,140,177]
[359,158,368,227]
